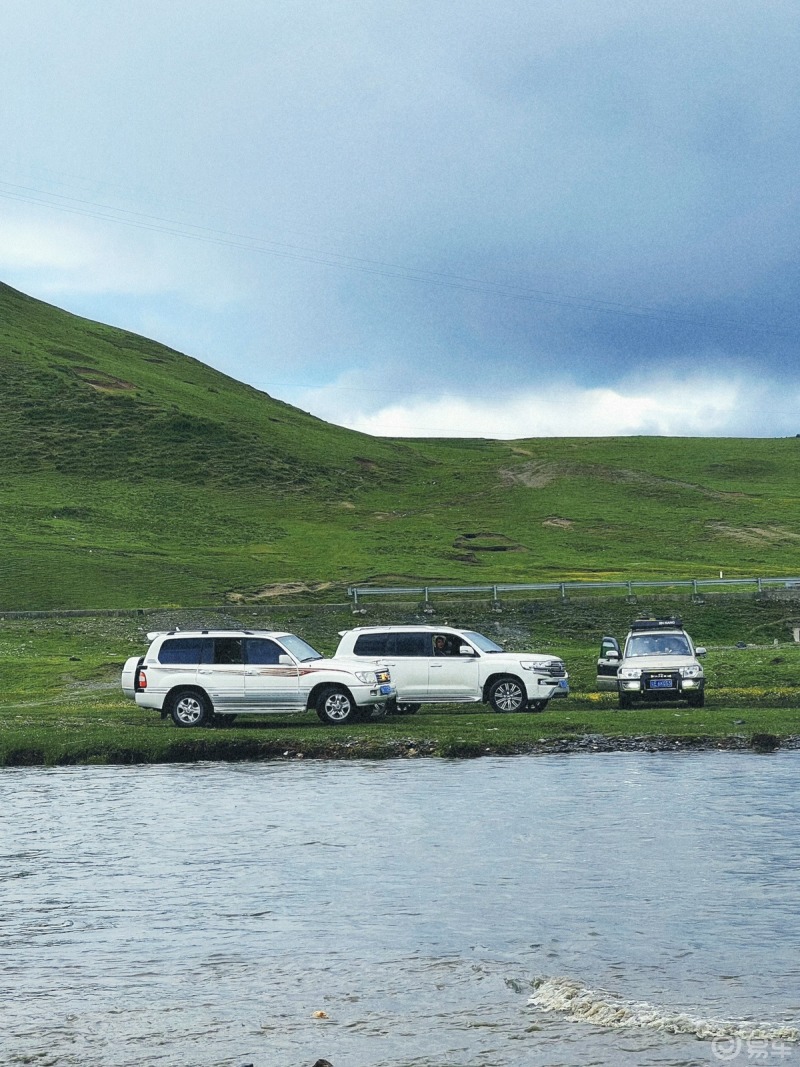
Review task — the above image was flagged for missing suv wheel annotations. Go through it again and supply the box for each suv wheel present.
[394,701,420,715]
[316,686,358,725]
[168,688,213,728]
[488,676,526,713]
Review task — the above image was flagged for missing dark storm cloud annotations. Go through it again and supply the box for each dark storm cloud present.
[2,1,800,434]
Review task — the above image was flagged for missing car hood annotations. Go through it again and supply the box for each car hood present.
[622,655,699,670]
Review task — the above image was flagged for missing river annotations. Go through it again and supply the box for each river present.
[2,752,799,1067]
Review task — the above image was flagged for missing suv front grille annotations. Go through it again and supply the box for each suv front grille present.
[544,661,567,677]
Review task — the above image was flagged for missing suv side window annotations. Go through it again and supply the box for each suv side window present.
[392,633,428,656]
[158,637,207,664]
[353,634,389,656]
[211,637,245,665]
[245,638,283,664]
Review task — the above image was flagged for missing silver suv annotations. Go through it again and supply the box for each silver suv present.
[121,630,395,727]
[596,617,706,709]
[335,624,568,713]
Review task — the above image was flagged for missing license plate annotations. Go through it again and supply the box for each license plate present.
[558,679,569,688]
[380,684,393,695]
[649,678,673,689]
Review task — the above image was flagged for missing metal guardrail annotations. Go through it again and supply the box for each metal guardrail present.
[347,577,800,605]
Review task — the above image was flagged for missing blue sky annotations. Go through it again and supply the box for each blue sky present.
[2,1,799,437]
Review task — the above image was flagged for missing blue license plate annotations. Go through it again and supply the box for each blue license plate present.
[649,678,673,689]
[380,684,393,695]
[558,679,569,688]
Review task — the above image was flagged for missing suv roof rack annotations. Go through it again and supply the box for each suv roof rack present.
[630,617,684,632]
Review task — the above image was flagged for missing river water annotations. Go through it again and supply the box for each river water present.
[2,752,799,1067]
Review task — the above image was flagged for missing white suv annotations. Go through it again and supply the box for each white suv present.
[334,625,569,713]
[121,630,395,727]
[596,617,706,709]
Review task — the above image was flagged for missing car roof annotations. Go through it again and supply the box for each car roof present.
[341,625,464,635]
[627,618,687,635]
[146,630,294,641]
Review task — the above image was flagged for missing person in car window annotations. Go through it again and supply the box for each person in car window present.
[434,635,448,656]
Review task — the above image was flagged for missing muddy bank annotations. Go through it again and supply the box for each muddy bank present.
[5,732,799,767]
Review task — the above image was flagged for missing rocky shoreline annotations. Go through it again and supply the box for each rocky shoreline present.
[271,732,800,761]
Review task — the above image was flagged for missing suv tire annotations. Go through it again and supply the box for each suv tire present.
[392,701,420,715]
[167,688,213,728]
[316,685,359,725]
[488,676,526,713]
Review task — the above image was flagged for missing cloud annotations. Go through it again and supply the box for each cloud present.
[2,2,800,438]
[294,372,795,439]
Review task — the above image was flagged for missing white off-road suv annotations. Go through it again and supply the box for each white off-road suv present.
[334,625,569,713]
[121,630,395,727]
[596,617,707,709]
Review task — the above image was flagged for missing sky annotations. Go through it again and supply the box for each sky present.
[2,0,800,439]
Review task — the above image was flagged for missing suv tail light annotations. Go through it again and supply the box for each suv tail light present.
[136,667,147,690]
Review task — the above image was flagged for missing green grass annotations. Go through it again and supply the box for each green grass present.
[3,281,800,609]
[2,607,798,766]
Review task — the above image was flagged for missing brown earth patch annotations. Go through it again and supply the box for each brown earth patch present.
[499,461,563,488]
[542,517,574,528]
[453,532,526,552]
[73,367,136,391]
[500,461,750,499]
[708,522,800,545]
[226,581,335,602]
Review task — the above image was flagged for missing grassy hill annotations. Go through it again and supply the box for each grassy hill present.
[2,280,800,611]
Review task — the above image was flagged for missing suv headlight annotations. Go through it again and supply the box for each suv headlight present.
[355,671,377,684]
[679,665,703,678]
[618,667,642,679]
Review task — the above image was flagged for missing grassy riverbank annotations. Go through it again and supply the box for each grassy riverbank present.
[2,603,798,765]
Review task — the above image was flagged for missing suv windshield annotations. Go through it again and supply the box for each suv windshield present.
[279,634,323,662]
[626,634,691,657]
[462,631,504,653]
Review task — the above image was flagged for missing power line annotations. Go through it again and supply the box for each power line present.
[1,177,795,338]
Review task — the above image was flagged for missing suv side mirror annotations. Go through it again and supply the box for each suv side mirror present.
[606,650,620,661]
[695,647,707,656]
[458,644,477,656]
[278,654,293,665]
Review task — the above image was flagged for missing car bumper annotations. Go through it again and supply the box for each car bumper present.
[531,677,570,700]
[618,678,704,698]
[354,683,397,706]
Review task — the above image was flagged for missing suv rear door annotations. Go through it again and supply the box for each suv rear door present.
[197,636,246,710]
[353,631,430,700]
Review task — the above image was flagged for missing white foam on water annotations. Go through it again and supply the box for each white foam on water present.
[529,976,800,1042]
